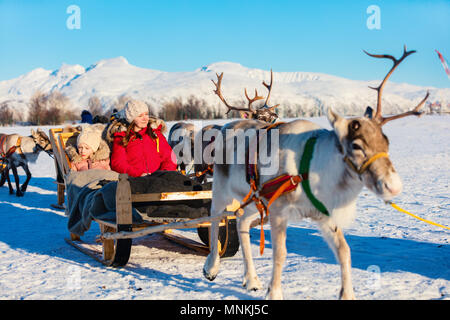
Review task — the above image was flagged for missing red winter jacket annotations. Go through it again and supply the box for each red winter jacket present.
[111,124,177,177]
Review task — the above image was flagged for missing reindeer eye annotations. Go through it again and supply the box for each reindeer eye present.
[350,120,360,131]
[352,143,363,151]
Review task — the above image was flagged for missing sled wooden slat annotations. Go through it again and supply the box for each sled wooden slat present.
[116,174,132,225]
[64,238,110,266]
[101,210,232,240]
[49,128,67,209]
[93,219,116,229]
[162,231,210,255]
[49,128,64,177]
[49,128,81,209]
[58,133,76,175]
[131,190,212,202]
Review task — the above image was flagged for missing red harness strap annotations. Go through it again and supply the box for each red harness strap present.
[0,135,6,157]
[0,136,20,159]
[0,135,22,173]
[238,174,304,255]
[242,122,307,255]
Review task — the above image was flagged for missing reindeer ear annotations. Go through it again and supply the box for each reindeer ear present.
[327,108,349,143]
[31,129,36,137]
[364,106,373,119]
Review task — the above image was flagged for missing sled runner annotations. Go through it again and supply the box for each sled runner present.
[49,127,240,267]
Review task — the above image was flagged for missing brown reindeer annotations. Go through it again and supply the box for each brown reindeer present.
[212,70,280,123]
[168,71,281,182]
[203,46,429,299]
[0,128,52,196]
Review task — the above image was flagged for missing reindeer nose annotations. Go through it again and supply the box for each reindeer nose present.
[384,174,403,196]
[385,183,401,196]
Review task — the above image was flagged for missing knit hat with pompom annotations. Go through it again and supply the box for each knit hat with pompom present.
[77,126,101,153]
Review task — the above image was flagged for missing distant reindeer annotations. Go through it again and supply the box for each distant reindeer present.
[203,46,429,299]
[192,123,223,183]
[168,70,281,181]
[0,129,52,196]
[211,70,279,124]
[168,121,196,175]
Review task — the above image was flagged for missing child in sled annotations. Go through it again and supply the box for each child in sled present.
[65,125,111,172]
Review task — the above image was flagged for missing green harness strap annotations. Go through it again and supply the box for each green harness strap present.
[299,137,330,216]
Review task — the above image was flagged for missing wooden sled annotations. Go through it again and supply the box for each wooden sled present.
[48,128,80,210]
[49,127,240,267]
[65,174,240,267]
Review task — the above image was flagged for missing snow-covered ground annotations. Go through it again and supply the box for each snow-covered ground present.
[0,115,449,300]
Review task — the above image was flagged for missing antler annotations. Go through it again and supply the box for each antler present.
[244,88,264,112]
[211,73,235,112]
[379,91,430,125]
[364,45,429,125]
[212,73,260,114]
[364,45,416,122]
[262,69,280,110]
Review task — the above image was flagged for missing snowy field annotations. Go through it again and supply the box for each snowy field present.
[0,115,449,300]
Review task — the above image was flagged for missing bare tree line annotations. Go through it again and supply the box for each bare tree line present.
[2,89,444,127]
[0,92,307,127]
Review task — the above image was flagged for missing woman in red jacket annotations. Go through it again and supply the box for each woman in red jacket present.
[110,100,177,177]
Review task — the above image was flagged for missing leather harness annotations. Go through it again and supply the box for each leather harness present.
[0,136,23,173]
[237,123,390,255]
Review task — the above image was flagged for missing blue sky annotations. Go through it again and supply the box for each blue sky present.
[0,0,449,88]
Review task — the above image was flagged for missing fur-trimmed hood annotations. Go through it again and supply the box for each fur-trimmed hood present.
[104,116,167,145]
[65,123,110,164]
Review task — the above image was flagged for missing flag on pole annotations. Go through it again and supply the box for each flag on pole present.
[436,49,450,79]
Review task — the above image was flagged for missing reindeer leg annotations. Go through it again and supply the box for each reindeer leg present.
[266,214,288,300]
[203,193,230,281]
[203,219,221,281]
[0,170,6,187]
[319,220,355,300]
[20,164,32,193]
[6,167,14,195]
[238,210,262,291]
[10,163,23,197]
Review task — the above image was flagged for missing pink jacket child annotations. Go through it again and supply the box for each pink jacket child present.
[71,158,110,171]
[65,125,111,172]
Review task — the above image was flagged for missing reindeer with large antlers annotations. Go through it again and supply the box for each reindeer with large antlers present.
[203,46,429,299]
[212,70,280,123]
[191,70,280,179]
[168,71,281,181]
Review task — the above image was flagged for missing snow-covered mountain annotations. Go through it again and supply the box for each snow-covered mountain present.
[1,57,448,118]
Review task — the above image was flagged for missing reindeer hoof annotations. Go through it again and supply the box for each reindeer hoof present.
[243,276,262,292]
[203,267,217,281]
[16,191,24,197]
[266,287,283,300]
[339,288,356,300]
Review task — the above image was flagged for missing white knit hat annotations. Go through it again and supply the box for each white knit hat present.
[77,127,101,153]
[116,99,149,124]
